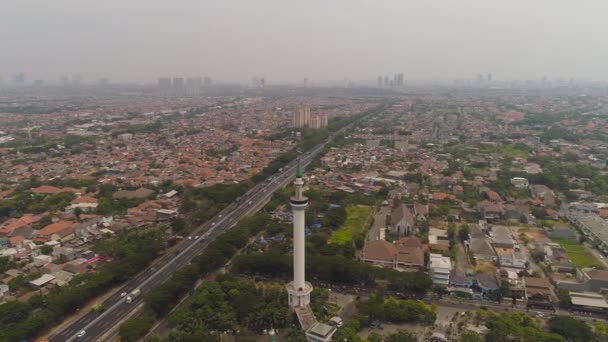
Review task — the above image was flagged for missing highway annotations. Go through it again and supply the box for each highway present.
[49,132,337,342]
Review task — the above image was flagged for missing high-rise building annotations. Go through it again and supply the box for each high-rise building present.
[34,80,44,87]
[14,73,25,84]
[310,116,321,129]
[394,73,404,86]
[186,77,203,93]
[383,75,389,86]
[172,77,185,92]
[320,113,328,128]
[251,76,266,88]
[72,74,82,85]
[287,162,313,308]
[377,76,383,87]
[292,105,311,128]
[203,76,212,86]
[158,77,172,90]
[487,73,492,82]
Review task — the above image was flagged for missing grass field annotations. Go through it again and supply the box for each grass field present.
[552,238,605,269]
[332,205,372,245]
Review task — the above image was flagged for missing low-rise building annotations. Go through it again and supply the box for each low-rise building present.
[557,268,608,293]
[510,177,529,189]
[34,220,78,243]
[429,253,452,286]
[360,239,425,271]
[524,277,553,310]
[29,274,56,290]
[570,292,608,313]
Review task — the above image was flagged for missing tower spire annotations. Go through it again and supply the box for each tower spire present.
[296,159,302,178]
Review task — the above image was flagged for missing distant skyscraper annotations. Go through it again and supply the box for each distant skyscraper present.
[377,76,383,87]
[476,73,484,83]
[292,105,311,128]
[487,73,492,82]
[186,77,203,93]
[394,73,404,86]
[158,78,171,90]
[383,75,389,86]
[203,76,212,86]
[60,76,69,85]
[34,80,44,87]
[172,77,185,92]
[310,116,321,129]
[251,76,266,88]
[72,74,82,85]
[14,73,25,84]
[320,113,328,128]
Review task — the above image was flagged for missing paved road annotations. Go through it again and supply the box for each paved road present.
[52,153,321,342]
[49,108,382,342]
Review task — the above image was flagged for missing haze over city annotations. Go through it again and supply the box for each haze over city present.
[4,2,608,342]
[2,0,608,83]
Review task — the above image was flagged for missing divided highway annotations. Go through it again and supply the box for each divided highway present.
[50,135,333,342]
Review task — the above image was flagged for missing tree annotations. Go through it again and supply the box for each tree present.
[548,315,592,342]
[0,256,16,274]
[458,224,470,242]
[459,330,482,342]
[119,313,155,342]
[556,288,572,308]
[596,322,607,335]
[531,249,545,263]
[385,330,417,342]
[170,217,186,234]
[74,207,83,219]
[368,332,384,342]
[40,244,53,255]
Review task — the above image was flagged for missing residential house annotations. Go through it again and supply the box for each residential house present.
[473,273,499,298]
[510,177,529,189]
[69,196,98,211]
[557,268,608,293]
[360,238,425,271]
[449,269,473,294]
[0,212,48,238]
[466,224,497,262]
[544,243,575,273]
[524,277,553,309]
[499,270,525,299]
[33,220,78,243]
[429,254,452,286]
[479,200,505,222]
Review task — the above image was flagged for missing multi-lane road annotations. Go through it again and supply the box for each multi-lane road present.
[49,135,334,342]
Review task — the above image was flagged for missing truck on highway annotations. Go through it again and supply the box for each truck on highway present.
[92,302,104,312]
[126,289,141,303]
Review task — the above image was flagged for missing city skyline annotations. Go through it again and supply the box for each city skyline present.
[2,1,608,83]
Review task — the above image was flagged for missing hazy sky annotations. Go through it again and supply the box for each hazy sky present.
[2,1,608,83]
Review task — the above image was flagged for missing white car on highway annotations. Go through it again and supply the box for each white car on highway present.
[120,292,127,297]
[77,330,86,338]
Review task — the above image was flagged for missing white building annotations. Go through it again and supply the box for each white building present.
[429,253,452,286]
[510,177,529,189]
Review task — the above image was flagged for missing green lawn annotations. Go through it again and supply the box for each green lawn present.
[499,146,530,158]
[552,238,605,269]
[331,205,372,245]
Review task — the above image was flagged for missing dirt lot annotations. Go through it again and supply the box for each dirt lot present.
[475,261,497,275]
[518,228,547,242]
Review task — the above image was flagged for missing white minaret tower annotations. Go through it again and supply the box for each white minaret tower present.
[287,161,313,308]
